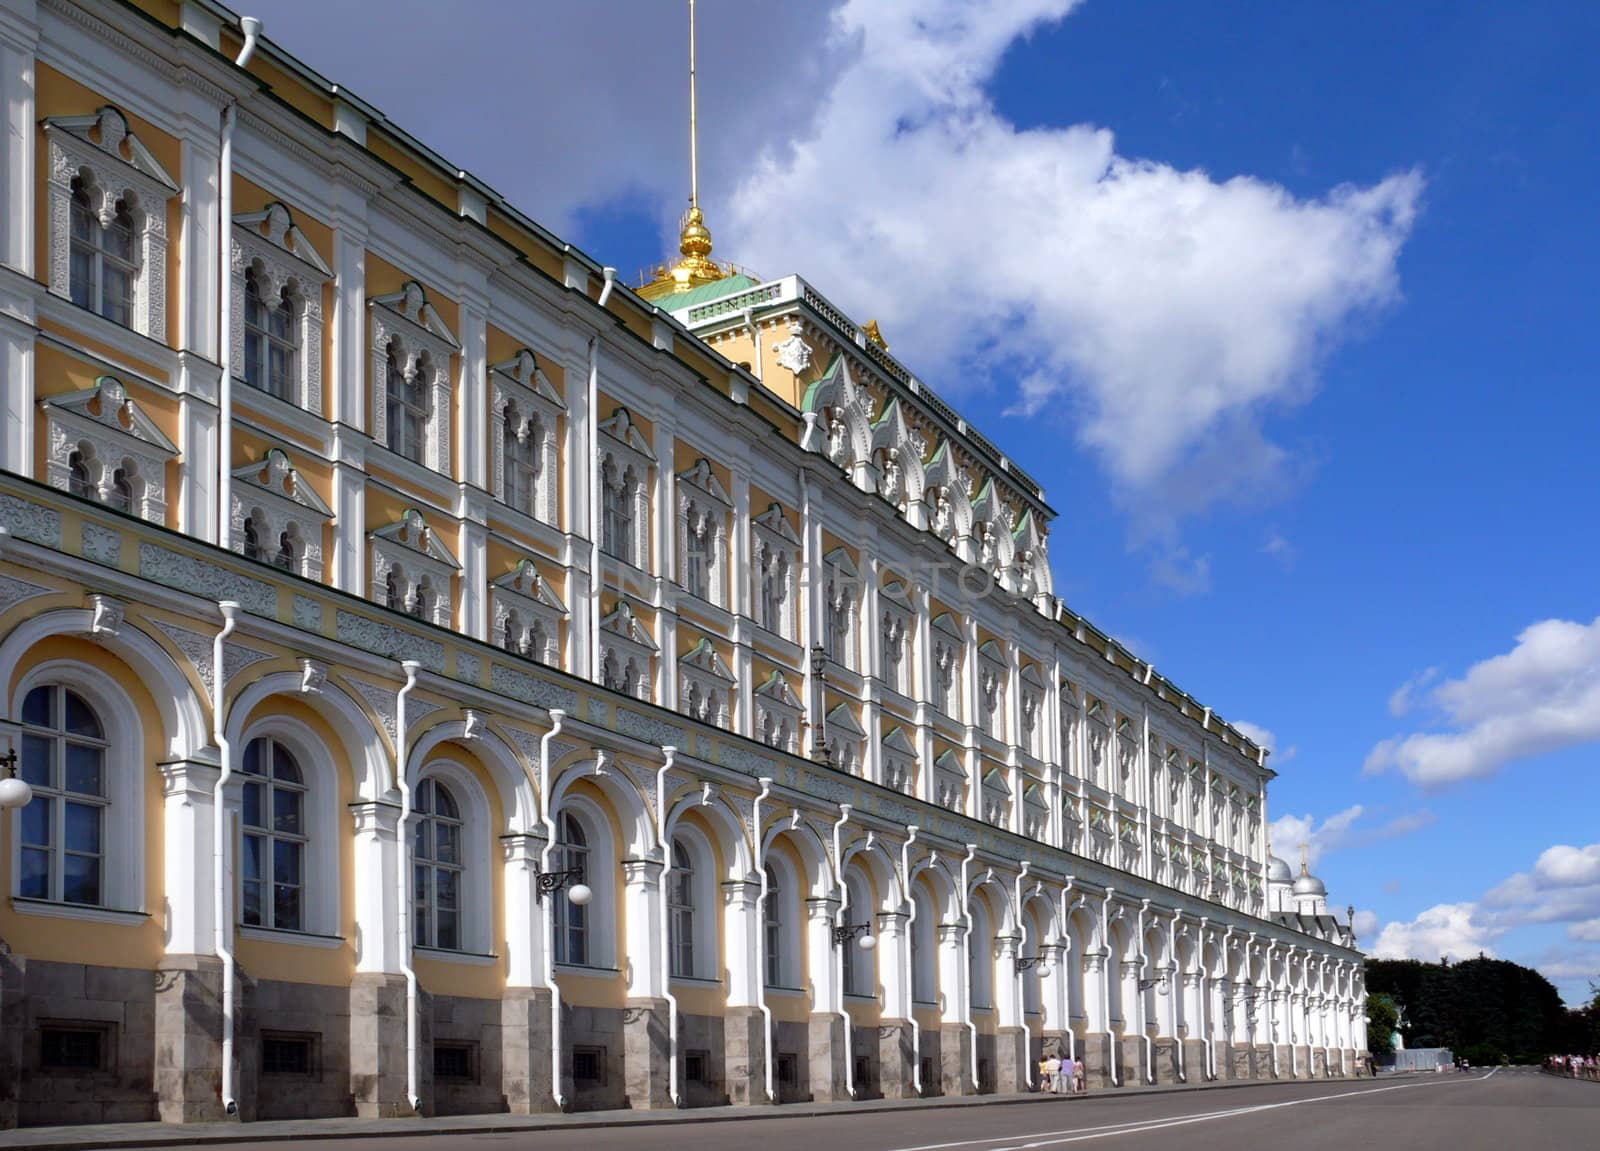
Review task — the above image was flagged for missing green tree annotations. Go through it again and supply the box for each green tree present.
[1366,992,1399,1058]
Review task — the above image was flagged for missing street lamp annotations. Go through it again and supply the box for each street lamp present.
[1015,956,1053,977]
[0,745,32,811]
[1138,974,1171,996]
[833,922,875,950]
[535,867,592,906]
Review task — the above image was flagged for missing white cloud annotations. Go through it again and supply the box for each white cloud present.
[1233,721,1276,755]
[1371,903,1502,963]
[1352,908,1380,939]
[1568,920,1600,943]
[724,0,1421,525]
[1387,667,1438,717]
[1366,616,1600,786]
[1268,804,1432,870]
[1263,532,1296,571]
[1534,844,1600,887]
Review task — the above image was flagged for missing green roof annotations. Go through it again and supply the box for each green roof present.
[661,273,758,311]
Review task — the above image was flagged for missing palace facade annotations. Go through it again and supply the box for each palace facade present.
[0,0,1365,1128]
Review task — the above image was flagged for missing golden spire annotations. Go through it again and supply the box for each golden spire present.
[1299,844,1310,876]
[639,0,731,300]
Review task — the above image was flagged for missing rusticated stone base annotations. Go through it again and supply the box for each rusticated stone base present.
[995,1027,1028,1094]
[349,973,413,1119]
[1293,1045,1312,1078]
[622,999,672,1110]
[1079,1032,1115,1088]
[723,1006,770,1106]
[878,1020,915,1099]
[501,988,556,1113]
[808,1014,846,1102]
[1254,1044,1275,1079]
[155,955,235,1124]
[1120,1036,1146,1084]
[940,1023,974,1096]
[1312,1048,1329,1078]
[1154,1038,1180,1083]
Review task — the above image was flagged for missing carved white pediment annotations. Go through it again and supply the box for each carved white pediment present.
[492,559,566,666]
[755,671,804,711]
[600,601,658,652]
[755,671,804,754]
[369,281,459,473]
[231,202,330,412]
[229,448,332,580]
[45,107,178,340]
[802,355,875,479]
[825,702,866,741]
[679,637,734,729]
[598,407,656,462]
[679,637,735,681]
[598,601,655,702]
[753,502,800,546]
[677,458,731,506]
[370,509,458,627]
[882,725,916,759]
[373,508,459,568]
[491,348,565,409]
[42,376,176,523]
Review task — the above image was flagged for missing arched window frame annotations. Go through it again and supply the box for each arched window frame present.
[931,613,964,721]
[753,672,803,755]
[411,760,493,957]
[229,449,333,581]
[490,350,564,526]
[750,504,799,639]
[667,823,718,982]
[841,869,876,999]
[230,203,330,412]
[232,715,341,940]
[822,549,860,669]
[42,376,176,523]
[678,638,734,730]
[491,560,567,667]
[968,897,994,1010]
[8,661,144,918]
[551,794,616,970]
[762,853,802,990]
[675,459,731,606]
[878,582,914,697]
[598,408,655,569]
[598,602,657,703]
[911,885,938,1006]
[45,107,177,340]
[369,282,459,475]
[370,508,460,629]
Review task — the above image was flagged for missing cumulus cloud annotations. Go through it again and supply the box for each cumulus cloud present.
[1387,668,1438,717]
[1481,843,1600,928]
[1352,908,1380,939]
[1366,616,1600,786]
[1232,720,1276,754]
[1268,804,1432,870]
[724,0,1421,524]
[1371,903,1502,963]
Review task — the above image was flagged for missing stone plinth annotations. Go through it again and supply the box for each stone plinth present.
[723,1006,770,1106]
[808,1014,846,1102]
[1079,1032,1115,1088]
[349,973,414,1119]
[501,988,556,1113]
[995,1026,1028,1094]
[877,1020,916,1099]
[940,1023,974,1096]
[622,998,672,1110]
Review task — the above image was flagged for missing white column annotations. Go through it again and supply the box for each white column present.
[730,469,754,736]
[808,896,843,1013]
[350,800,402,973]
[502,831,547,988]
[561,341,592,679]
[159,760,219,955]
[937,922,968,1025]
[0,2,37,279]
[995,933,1023,1028]
[878,909,910,1018]
[653,424,678,708]
[723,878,762,1007]
[329,200,369,596]
[331,428,367,596]
[456,294,488,490]
[622,858,665,998]
[1082,950,1109,1033]
[1039,942,1067,1034]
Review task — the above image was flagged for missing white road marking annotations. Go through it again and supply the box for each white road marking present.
[878,1072,1501,1151]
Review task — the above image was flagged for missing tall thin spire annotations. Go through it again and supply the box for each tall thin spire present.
[638,0,729,300]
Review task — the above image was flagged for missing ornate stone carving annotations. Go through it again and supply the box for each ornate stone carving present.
[772,318,813,374]
[0,574,56,616]
[81,523,121,567]
[0,495,63,547]
[139,543,276,614]
[333,609,446,671]
[293,594,323,631]
[489,662,579,713]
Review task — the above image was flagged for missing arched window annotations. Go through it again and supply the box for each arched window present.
[18,684,107,905]
[413,778,462,950]
[242,517,263,561]
[410,577,433,622]
[764,863,784,987]
[240,736,306,931]
[107,463,135,514]
[843,872,874,997]
[384,569,404,611]
[67,447,94,498]
[501,608,523,655]
[968,899,993,1009]
[503,410,541,517]
[758,548,786,633]
[911,887,939,1004]
[386,344,428,463]
[601,462,634,564]
[243,268,298,400]
[69,176,136,327]
[275,525,298,572]
[553,811,589,966]
[668,838,695,978]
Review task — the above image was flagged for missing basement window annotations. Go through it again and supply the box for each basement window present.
[40,1023,111,1071]
[685,1049,709,1083]
[261,1033,317,1076]
[573,1045,606,1084]
[433,1042,476,1082]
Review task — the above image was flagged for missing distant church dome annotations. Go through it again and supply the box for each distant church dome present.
[1293,872,1327,897]
[1268,855,1293,883]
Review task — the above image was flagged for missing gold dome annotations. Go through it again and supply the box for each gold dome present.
[638,205,730,300]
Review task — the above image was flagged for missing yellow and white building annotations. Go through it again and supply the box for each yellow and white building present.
[0,0,1365,1128]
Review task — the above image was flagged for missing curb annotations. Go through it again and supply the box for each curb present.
[0,1074,1428,1151]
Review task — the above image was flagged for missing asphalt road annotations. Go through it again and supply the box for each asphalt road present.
[158,1069,1594,1151]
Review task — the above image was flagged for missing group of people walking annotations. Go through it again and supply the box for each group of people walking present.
[1037,1052,1087,1094]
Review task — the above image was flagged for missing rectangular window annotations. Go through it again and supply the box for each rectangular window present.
[261,1033,316,1077]
[776,1053,798,1087]
[572,1045,605,1084]
[854,1055,872,1090]
[921,1057,936,1090]
[684,1049,709,1084]
[433,1042,476,1082]
[40,1023,110,1072]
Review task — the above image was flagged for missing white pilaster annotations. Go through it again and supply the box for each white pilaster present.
[502,831,547,987]
[350,800,402,973]
[723,878,761,1007]
[159,759,219,955]
[622,857,665,998]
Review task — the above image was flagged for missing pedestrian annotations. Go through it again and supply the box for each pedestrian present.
[1044,1052,1061,1094]
[1369,1056,1378,1078]
[1075,1057,1087,1094]
[1038,1054,1053,1092]
[1057,1054,1073,1094]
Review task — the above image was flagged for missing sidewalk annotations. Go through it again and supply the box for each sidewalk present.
[0,1072,1427,1151]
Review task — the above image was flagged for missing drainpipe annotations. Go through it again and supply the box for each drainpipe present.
[1266,941,1281,1078]
[900,825,922,1096]
[1101,889,1119,1087]
[1286,946,1299,1079]
[1137,899,1154,1084]
[831,804,858,1099]
[537,709,567,1108]
[210,601,239,1115]
[1013,862,1033,1089]
[1059,881,1084,1062]
[958,844,978,1090]
[217,17,261,553]
[393,660,422,1114]
[752,778,777,1103]
[742,307,763,381]
[587,268,616,680]
[656,747,683,1108]
[1198,918,1213,1080]
[1218,924,1235,1082]
[1168,910,1186,1083]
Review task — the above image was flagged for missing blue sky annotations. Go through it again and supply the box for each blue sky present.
[253,0,1600,1001]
